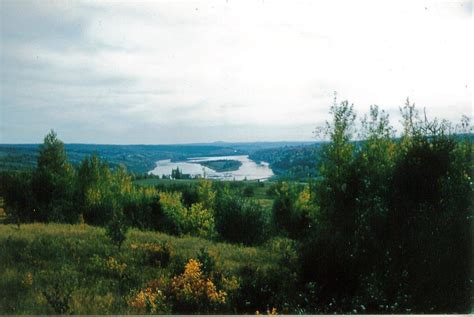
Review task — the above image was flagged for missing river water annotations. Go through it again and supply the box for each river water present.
[148,155,273,181]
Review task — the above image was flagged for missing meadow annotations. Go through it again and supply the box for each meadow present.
[0,223,286,314]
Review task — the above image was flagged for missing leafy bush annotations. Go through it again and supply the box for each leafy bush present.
[128,286,171,314]
[299,100,472,313]
[105,208,129,249]
[196,247,216,277]
[272,182,315,238]
[215,190,270,245]
[2,171,35,226]
[158,192,216,238]
[243,185,255,197]
[121,187,161,230]
[169,259,227,313]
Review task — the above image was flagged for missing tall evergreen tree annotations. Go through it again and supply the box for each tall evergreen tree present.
[32,130,76,222]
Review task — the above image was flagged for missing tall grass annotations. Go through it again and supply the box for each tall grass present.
[0,223,280,314]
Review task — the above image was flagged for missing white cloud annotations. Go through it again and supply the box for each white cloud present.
[1,0,471,143]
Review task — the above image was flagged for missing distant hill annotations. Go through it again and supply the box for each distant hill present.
[250,143,324,180]
[0,141,316,174]
[0,143,245,174]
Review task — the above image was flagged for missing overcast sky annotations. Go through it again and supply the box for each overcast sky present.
[0,0,472,144]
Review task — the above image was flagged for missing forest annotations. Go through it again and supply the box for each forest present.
[199,159,243,172]
[0,100,472,314]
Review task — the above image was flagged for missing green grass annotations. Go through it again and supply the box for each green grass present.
[0,223,281,314]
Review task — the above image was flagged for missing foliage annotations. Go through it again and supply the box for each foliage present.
[131,241,173,267]
[128,286,170,314]
[250,145,321,180]
[31,130,78,223]
[299,100,472,313]
[40,266,79,314]
[199,159,242,172]
[272,182,316,238]
[196,247,216,277]
[0,143,248,174]
[0,103,471,314]
[158,192,216,238]
[2,171,35,226]
[169,259,227,313]
[105,207,129,249]
[0,223,281,314]
[215,188,271,245]
[196,179,216,211]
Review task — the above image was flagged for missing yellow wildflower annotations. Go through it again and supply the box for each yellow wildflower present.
[22,272,33,286]
[171,258,227,306]
[128,287,168,314]
[106,256,127,275]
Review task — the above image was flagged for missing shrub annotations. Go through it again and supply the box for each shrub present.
[196,179,216,211]
[105,208,129,249]
[243,185,255,197]
[159,192,216,238]
[128,287,171,314]
[123,187,161,230]
[2,171,35,226]
[186,202,216,238]
[170,259,227,313]
[158,192,188,235]
[196,247,216,277]
[131,242,173,267]
[215,191,270,245]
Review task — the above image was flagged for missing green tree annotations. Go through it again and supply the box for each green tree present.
[3,171,34,227]
[105,205,129,249]
[196,179,216,211]
[272,182,314,239]
[386,110,472,313]
[32,130,77,223]
[300,100,361,311]
[171,167,182,179]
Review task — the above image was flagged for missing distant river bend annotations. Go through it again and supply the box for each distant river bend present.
[148,155,274,181]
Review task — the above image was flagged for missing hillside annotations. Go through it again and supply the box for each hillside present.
[0,223,284,314]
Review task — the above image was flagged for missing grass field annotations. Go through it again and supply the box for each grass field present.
[0,223,284,314]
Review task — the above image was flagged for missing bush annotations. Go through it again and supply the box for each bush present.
[215,190,270,245]
[123,187,162,230]
[128,284,171,314]
[105,208,129,249]
[243,185,255,197]
[169,259,227,313]
[132,241,173,267]
[3,171,35,226]
[158,192,216,238]
[196,247,216,277]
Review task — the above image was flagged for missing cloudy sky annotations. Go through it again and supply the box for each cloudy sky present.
[0,0,471,144]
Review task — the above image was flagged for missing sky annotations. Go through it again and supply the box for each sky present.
[0,0,472,144]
